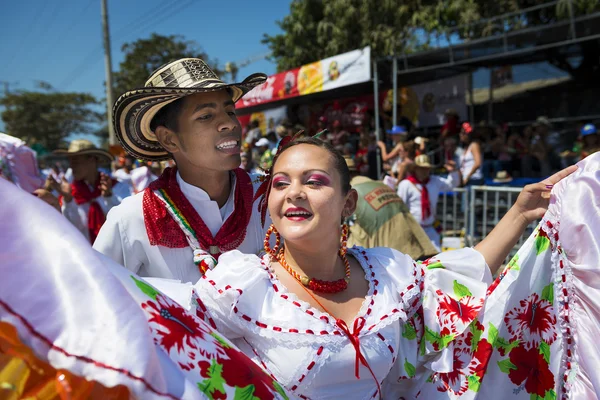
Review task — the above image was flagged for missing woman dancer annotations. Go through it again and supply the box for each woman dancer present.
[173,136,577,399]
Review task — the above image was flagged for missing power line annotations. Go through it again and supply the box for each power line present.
[5,2,49,70]
[60,0,196,91]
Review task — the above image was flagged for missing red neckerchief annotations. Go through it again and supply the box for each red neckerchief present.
[71,173,117,244]
[142,167,254,259]
[406,174,431,221]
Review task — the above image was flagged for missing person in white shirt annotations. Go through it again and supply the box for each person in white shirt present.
[49,140,121,244]
[111,155,137,199]
[93,58,269,282]
[397,154,461,251]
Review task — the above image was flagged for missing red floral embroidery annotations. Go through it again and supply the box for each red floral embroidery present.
[219,346,280,399]
[471,338,493,381]
[142,293,223,359]
[438,294,483,326]
[508,345,555,397]
[432,346,474,395]
[505,293,557,350]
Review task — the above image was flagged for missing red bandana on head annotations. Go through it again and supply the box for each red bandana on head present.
[70,173,117,244]
[406,174,432,221]
[142,167,254,258]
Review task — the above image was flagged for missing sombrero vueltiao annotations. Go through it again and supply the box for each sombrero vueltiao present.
[54,139,113,161]
[113,58,267,161]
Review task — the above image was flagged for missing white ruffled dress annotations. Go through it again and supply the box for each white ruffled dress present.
[170,246,492,399]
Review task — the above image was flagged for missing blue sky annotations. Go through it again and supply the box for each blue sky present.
[0,0,291,134]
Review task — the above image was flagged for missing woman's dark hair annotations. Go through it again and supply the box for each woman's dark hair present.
[150,97,187,133]
[275,136,352,194]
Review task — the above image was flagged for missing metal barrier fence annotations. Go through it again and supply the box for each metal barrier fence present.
[437,185,539,263]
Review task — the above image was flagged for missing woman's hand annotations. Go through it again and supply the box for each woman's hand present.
[513,165,578,224]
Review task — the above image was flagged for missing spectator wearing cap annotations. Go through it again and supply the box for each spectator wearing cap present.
[580,123,599,160]
[256,137,275,170]
[377,125,408,178]
[397,154,460,251]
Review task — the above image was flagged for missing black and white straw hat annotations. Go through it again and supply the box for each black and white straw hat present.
[113,58,267,161]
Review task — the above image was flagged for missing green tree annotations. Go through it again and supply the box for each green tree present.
[264,0,600,80]
[0,82,101,150]
[262,0,422,72]
[113,33,220,97]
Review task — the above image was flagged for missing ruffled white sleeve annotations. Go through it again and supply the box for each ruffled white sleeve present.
[193,250,271,340]
[380,247,492,397]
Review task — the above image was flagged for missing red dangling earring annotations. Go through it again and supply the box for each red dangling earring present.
[264,224,281,258]
[340,223,349,256]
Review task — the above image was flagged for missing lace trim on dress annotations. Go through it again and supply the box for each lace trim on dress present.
[540,215,577,400]
[260,247,377,335]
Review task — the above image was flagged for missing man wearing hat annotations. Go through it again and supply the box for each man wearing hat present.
[344,156,438,260]
[50,139,119,243]
[397,154,460,251]
[93,58,270,282]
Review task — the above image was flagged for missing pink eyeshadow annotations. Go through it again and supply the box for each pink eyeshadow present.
[272,176,288,186]
[308,174,331,185]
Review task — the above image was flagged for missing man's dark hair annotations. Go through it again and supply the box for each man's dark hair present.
[150,97,187,133]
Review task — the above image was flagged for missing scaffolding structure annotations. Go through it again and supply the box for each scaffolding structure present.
[372,1,600,178]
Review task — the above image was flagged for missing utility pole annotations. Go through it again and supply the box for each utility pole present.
[101,0,116,145]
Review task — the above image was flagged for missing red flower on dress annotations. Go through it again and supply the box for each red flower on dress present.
[471,338,493,381]
[432,346,474,395]
[438,294,483,326]
[142,293,220,357]
[508,345,555,397]
[504,293,556,350]
[218,346,279,400]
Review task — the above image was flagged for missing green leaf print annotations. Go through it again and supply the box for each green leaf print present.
[209,332,232,349]
[404,358,416,378]
[197,359,226,398]
[544,389,557,400]
[273,381,289,400]
[535,235,550,255]
[530,395,543,400]
[424,326,454,350]
[488,323,499,347]
[424,326,441,343]
[496,337,520,354]
[497,359,517,374]
[234,385,259,400]
[470,320,483,353]
[541,283,554,305]
[539,340,551,364]
[131,276,159,300]
[440,333,455,349]
[507,254,520,271]
[402,323,417,340]
[419,336,427,356]
[453,280,473,299]
[425,260,445,270]
[468,375,481,392]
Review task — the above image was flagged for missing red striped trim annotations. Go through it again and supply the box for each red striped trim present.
[0,299,178,400]
[243,338,277,380]
[289,346,324,395]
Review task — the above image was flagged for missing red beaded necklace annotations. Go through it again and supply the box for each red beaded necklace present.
[277,248,350,293]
